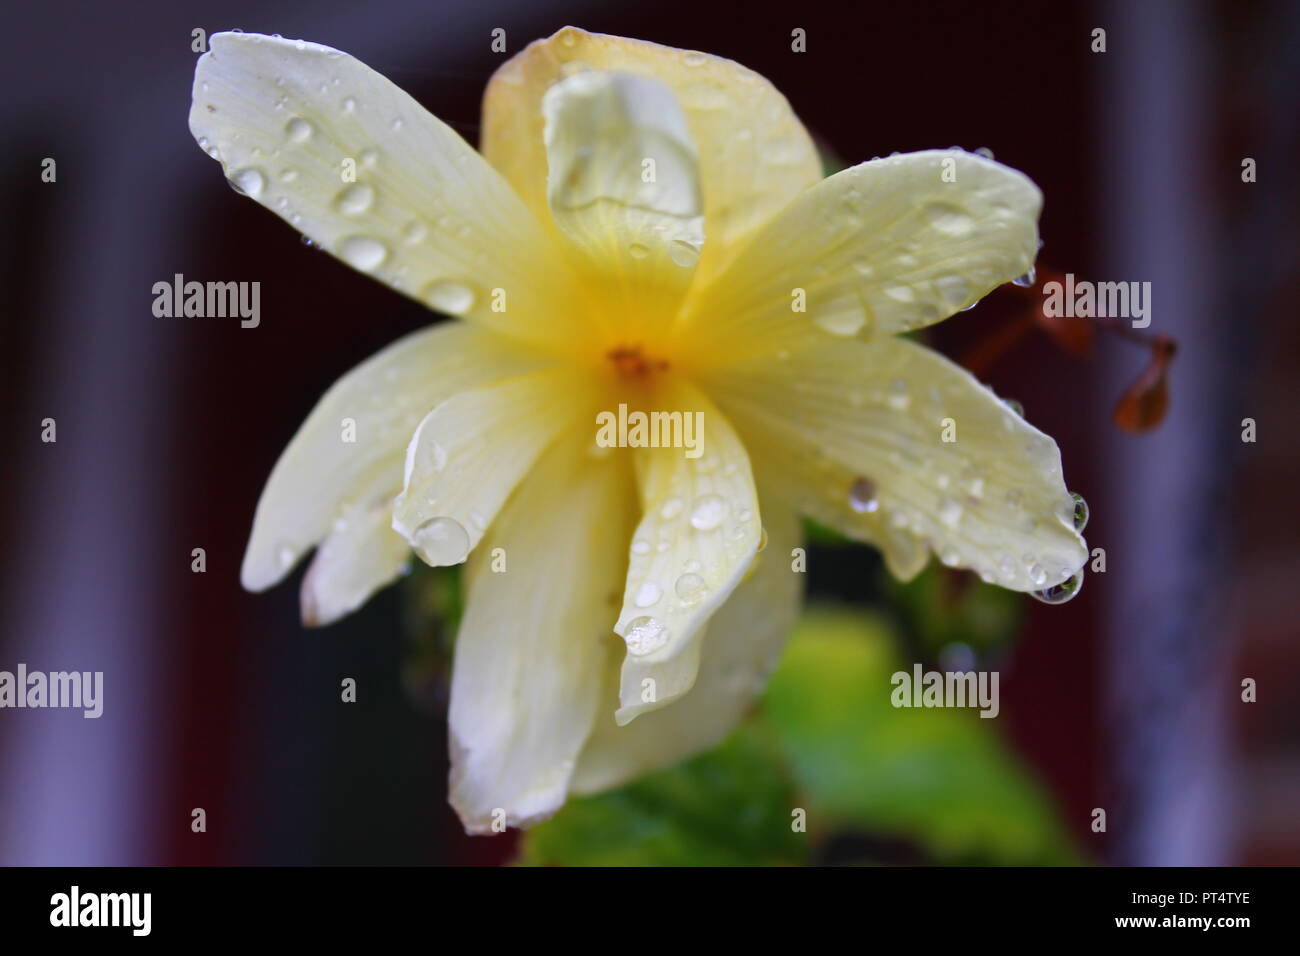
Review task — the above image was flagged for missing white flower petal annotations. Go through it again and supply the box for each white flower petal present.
[542,70,704,327]
[704,336,1087,591]
[573,496,801,795]
[611,382,761,724]
[190,31,583,349]
[482,27,820,285]
[448,437,634,833]
[242,322,541,591]
[686,150,1042,360]
[299,482,409,627]
[392,369,590,566]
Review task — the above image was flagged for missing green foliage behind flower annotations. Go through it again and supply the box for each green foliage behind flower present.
[519,607,1080,867]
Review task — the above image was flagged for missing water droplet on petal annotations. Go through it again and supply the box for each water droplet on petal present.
[411,516,469,566]
[422,280,476,315]
[334,182,374,215]
[631,538,651,555]
[682,50,708,66]
[285,117,313,143]
[1028,563,1048,587]
[848,477,879,513]
[628,242,649,259]
[635,582,662,608]
[689,494,726,531]
[625,616,668,656]
[402,220,428,243]
[668,240,701,268]
[228,167,265,198]
[674,572,705,603]
[338,236,387,272]
[1012,266,1037,287]
[938,496,963,527]
[1070,491,1090,532]
[341,96,357,113]
[924,203,974,236]
[1032,570,1084,605]
[886,378,911,411]
[815,311,867,336]
[1003,398,1025,416]
[659,497,684,521]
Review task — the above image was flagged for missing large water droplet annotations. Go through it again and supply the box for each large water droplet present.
[924,203,974,236]
[689,494,727,531]
[848,477,879,513]
[338,236,387,272]
[634,582,662,608]
[285,117,313,143]
[228,167,265,198]
[1028,563,1047,587]
[411,516,469,566]
[628,242,650,259]
[334,183,374,215]
[1011,266,1037,287]
[668,240,701,268]
[1069,491,1089,532]
[625,616,669,656]
[1032,570,1084,605]
[814,310,867,336]
[422,280,476,315]
[674,572,705,603]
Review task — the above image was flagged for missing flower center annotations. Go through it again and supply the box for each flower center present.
[606,343,670,381]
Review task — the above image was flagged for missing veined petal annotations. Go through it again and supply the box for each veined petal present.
[448,436,634,833]
[299,480,409,627]
[685,151,1042,362]
[573,496,801,795]
[703,337,1087,591]
[612,382,761,724]
[482,27,820,284]
[542,70,704,332]
[190,31,583,349]
[242,322,541,591]
[392,369,591,566]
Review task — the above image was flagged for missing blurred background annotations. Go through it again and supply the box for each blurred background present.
[1,0,1296,866]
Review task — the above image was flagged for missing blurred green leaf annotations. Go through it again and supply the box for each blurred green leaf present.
[518,726,808,867]
[764,608,1081,865]
[884,564,1023,655]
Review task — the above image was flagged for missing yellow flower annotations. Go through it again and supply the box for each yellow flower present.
[191,27,1087,832]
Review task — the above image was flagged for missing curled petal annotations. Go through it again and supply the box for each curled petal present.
[241,322,540,591]
[612,382,761,724]
[482,26,820,284]
[573,496,801,794]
